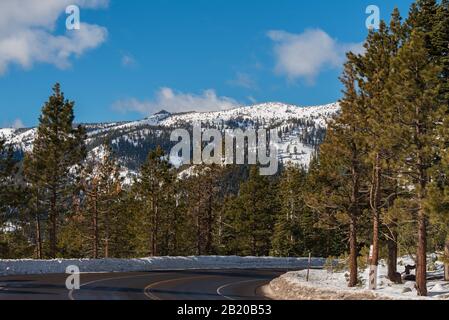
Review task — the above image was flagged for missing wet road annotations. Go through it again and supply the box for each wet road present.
[0,269,288,300]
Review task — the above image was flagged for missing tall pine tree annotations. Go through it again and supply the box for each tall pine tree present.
[132,146,174,256]
[238,166,278,256]
[309,56,369,287]
[272,166,319,257]
[356,17,403,287]
[387,30,443,296]
[77,143,123,258]
[24,83,86,258]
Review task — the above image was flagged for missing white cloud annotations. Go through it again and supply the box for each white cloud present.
[228,72,257,90]
[0,0,108,75]
[247,96,258,104]
[121,53,137,68]
[267,29,363,83]
[12,119,25,129]
[2,119,25,129]
[113,88,240,115]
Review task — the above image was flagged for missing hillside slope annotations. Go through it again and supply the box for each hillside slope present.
[0,102,340,171]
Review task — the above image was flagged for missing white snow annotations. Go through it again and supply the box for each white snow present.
[2,128,36,152]
[1,102,340,170]
[0,256,325,277]
[267,256,449,300]
[0,128,16,140]
[160,102,339,128]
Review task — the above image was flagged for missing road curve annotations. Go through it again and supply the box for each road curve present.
[0,269,289,300]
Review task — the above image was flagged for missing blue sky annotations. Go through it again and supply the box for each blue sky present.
[0,0,414,128]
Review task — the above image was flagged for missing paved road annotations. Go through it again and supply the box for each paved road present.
[0,269,288,300]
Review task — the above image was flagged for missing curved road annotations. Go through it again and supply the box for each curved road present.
[0,269,288,300]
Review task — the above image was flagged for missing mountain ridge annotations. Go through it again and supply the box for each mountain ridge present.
[1,102,340,172]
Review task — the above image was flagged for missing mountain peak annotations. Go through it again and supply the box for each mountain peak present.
[154,110,171,116]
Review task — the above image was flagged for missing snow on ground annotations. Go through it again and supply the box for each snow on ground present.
[266,256,449,300]
[0,256,325,277]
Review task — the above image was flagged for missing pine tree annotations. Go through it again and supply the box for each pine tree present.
[0,139,19,257]
[0,139,16,214]
[419,0,449,283]
[0,147,32,257]
[78,143,123,258]
[309,56,369,288]
[407,0,438,38]
[236,166,278,256]
[219,195,241,255]
[426,182,449,281]
[356,17,403,286]
[432,0,449,105]
[427,1,449,275]
[271,166,310,257]
[183,165,224,255]
[165,178,188,255]
[384,8,406,283]
[24,83,86,258]
[132,146,174,256]
[387,30,443,296]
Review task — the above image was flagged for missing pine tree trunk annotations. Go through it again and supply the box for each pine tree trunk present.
[93,197,99,259]
[173,206,179,255]
[151,212,155,256]
[415,102,427,296]
[196,206,202,255]
[34,193,43,259]
[49,187,57,258]
[150,193,158,257]
[104,210,110,259]
[154,203,158,257]
[251,196,257,256]
[387,238,397,277]
[251,215,257,256]
[416,205,428,296]
[205,195,213,254]
[104,239,109,259]
[348,153,360,288]
[217,210,223,249]
[444,237,449,281]
[370,154,381,290]
[349,216,358,287]
[387,220,401,283]
[35,212,43,260]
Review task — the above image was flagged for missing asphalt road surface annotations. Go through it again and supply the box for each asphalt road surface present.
[0,269,289,300]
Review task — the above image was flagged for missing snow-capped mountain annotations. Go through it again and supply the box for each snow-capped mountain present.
[0,102,340,171]
[0,128,37,153]
[159,102,339,128]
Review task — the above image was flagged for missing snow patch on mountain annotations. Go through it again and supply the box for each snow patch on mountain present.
[1,128,36,152]
[1,102,340,169]
[0,129,15,140]
[160,102,339,128]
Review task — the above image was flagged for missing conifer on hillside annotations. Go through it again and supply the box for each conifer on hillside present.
[24,83,86,258]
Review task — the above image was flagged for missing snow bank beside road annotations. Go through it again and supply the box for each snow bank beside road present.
[0,256,325,277]
[265,270,390,300]
[265,257,449,300]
